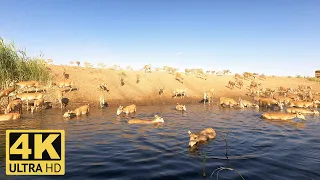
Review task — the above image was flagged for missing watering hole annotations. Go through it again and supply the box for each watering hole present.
[0,104,319,180]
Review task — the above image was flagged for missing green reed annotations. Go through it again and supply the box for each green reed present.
[0,37,50,88]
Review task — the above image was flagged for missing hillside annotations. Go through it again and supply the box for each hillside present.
[48,65,320,107]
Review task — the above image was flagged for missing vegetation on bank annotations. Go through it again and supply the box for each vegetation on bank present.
[295,74,320,83]
[306,77,320,83]
[0,37,50,88]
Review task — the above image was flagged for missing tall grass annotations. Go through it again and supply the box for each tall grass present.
[0,37,50,88]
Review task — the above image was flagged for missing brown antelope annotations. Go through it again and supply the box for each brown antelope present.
[31,98,45,113]
[261,112,305,120]
[228,80,236,89]
[120,77,125,86]
[219,97,238,107]
[233,102,245,109]
[176,103,186,111]
[243,72,253,79]
[253,96,261,103]
[258,98,283,109]
[223,70,231,75]
[203,89,215,104]
[0,87,15,103]
[173,89,188,98]
[286,107,319,115]
[289,101,317,108]
[16,92,44,111]
[185,69,192,75]
[16,81,40,92]
[99,83,109,91]
[197,73,207,80]
[128,115,164,124]
[274,96,291,105]
[239,98,259,108]
[234,73,241,79]
[62,70,70,80]
[301,90,313,101]
[63,104,90,118]
[286,93,300,101]
[249,87,261,96]
[250,81,261,88]
[56,90,69,108]
[188,128,216,147]
[235,79,243,89]
[136,74,141,83]
[143,64,151,73]
[57,80,74,89]
[216,71,223,76]
[259,74,266,79]
[159,86,164,96]
[117,104,137,115]
[166,67,177,74]
[5,99,22,114]
[0,113,21,121]
[175,73,184,84]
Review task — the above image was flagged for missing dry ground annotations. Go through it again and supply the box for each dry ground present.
[45,65,320,108]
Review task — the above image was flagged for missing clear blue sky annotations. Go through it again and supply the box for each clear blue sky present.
[1,0,319,76]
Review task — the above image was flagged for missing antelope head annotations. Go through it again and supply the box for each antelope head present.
[116,106,123,115]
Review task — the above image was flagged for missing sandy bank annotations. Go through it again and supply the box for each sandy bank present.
[42,65,320,108]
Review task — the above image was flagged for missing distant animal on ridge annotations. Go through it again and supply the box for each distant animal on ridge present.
[228,80,236,89]
[159,87,164,96]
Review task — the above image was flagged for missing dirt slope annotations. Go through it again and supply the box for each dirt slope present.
[48,65,320,107]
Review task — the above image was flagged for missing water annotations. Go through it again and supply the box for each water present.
[0,105,319,180]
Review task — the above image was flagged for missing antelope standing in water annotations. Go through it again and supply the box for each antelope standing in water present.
[176,103,186,111]
[4,98,22,114]
[30,97,45,113]
[203,88,215,104]
[116,104,137,115]
[63,104,90,118]
[16,92,44,111]
[57,90,69,108]
[219,97,238,108]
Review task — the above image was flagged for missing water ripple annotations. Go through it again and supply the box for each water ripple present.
[0,105,319,179]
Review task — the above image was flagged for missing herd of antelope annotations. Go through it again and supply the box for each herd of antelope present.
[0,69,78,121]
[0,65,319,148]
